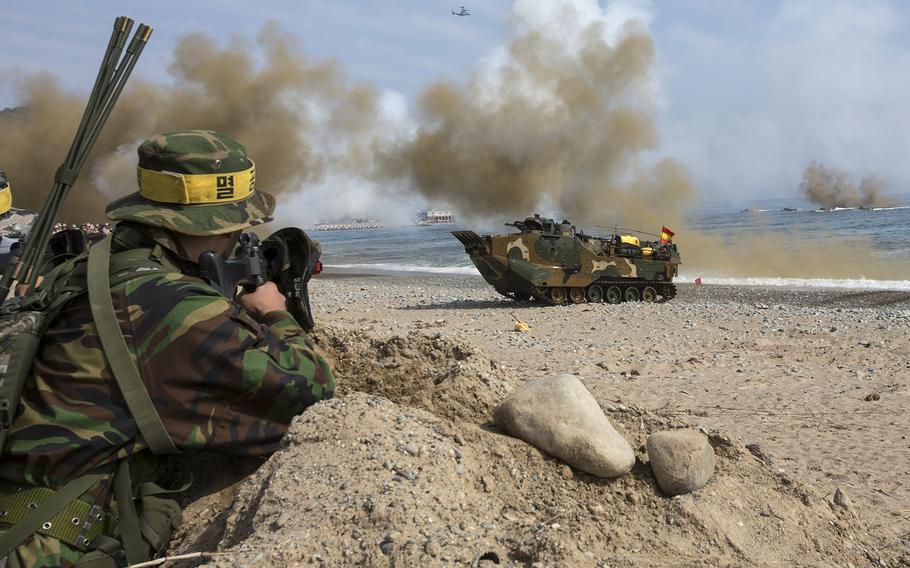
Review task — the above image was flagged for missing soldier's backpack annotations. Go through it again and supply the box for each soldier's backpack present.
[0,235,184,567]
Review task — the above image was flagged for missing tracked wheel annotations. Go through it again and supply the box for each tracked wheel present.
[586,285,603,303]
[624,287,639,302]
[641,286,657,303]
[568,287,586,304]
[605,286,622,304]
[548,287,567,305]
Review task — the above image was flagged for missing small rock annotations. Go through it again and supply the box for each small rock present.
[864,392,880,402]
[833,488,852,509]
[394,467,417,481]
[271,511,290,529]
[560,464,573,478]
[403,443,420,456]
[425,539,441,556]
[481,475,493,492]
[493,375,634,478]
[647,430,716,496]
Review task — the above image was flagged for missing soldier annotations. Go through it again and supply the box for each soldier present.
[0,169,36,276]
[0,170,10,221]
[0,169,33,236]
[0,169,37,237]
[0,131,335,567]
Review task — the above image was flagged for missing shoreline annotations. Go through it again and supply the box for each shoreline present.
[320,264,910,292]
[315,270,910,308]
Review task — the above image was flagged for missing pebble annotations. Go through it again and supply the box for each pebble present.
[404,443,420,456]
[863,392,880,401]
[646,430,716,496]
[493,375,635,478]
[394,467,417,481]
[833,488,852,510]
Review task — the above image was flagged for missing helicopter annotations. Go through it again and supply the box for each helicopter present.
[452,6,470,16]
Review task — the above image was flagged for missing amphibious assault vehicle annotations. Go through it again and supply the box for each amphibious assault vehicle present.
[452,214,680,304]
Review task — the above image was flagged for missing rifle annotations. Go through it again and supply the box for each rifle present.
[198,228,323,332]
[0,17,152,302]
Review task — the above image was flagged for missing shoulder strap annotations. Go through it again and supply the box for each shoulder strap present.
[87,236,178,455]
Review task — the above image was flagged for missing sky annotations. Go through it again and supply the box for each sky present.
[3,0,910,211]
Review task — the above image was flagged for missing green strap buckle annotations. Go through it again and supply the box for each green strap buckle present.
[0,472,109,558]
[0,483,110,549]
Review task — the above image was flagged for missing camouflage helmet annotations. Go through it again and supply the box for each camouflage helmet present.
[0,169,11,216]
[105,130,275,236]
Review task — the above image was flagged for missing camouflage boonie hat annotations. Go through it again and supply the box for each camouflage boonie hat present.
[106,130,275,236]
[0,169,11,216]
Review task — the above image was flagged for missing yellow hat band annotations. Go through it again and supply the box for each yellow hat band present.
[137,162,255,205]
[0,186,11,216]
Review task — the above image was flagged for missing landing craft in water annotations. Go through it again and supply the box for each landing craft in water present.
[453,214,680,304]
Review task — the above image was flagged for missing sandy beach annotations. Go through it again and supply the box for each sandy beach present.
[311,273,910,542]
[166,272,910,566]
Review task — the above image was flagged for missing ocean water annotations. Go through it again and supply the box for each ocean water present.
[313,197,910,290]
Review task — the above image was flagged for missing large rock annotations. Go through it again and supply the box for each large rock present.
[646,430,716,495]
[493,374,634,477]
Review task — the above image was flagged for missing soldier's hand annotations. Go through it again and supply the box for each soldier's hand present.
[238,281,287,320]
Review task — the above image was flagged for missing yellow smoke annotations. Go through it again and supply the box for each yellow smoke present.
[800,161,893,209]
[0,23,380,223]
[379,20,686,229]
[2,15,907,280]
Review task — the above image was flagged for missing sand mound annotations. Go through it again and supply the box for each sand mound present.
[310,326,517,424]
[164,327,900,567]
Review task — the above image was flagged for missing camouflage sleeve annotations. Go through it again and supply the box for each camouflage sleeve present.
[119,273,334,456]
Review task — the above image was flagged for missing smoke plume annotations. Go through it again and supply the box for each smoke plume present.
[0,23,380,222]
[379,4,692,229]
[800,161,893,209]
[2,6,907,281]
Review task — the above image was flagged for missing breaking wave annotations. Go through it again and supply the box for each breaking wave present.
[325,263,478,275]
[676,275,910,291]
[325,264,910,290]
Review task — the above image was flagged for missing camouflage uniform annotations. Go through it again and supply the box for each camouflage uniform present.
[0,132,334,567]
